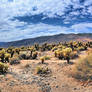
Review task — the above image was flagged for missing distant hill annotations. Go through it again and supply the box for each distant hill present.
[0,33,92,47]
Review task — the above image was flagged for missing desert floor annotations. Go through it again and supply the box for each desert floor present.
[0,49,92,92]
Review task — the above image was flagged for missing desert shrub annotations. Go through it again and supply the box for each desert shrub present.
[10,57,20,65]
[0,62,8,73]
[52,46,58,52]
[72,53,92,81]
[0,48,3,50]
[20,46,26,51]
[36,66,49,74]
[70,51,78,59]
[77,46,86,51]
[19,53,29,60]
[24,63,30,68]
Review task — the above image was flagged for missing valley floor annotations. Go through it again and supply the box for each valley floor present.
[0,49,92,92]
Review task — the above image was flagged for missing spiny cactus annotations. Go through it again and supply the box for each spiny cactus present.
[4,53,11,62]
[34,43,39,51]
[0,62,8,73]
[32,51,38,59]
[15,48,20,55]
[0,49,5,62]
[40,56,45,64]
[54,48,72,63]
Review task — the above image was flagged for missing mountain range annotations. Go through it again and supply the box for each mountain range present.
[0,33,92,47]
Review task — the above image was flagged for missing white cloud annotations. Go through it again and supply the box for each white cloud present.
[0,0,92,42]
[0,0,92,19]
[71,23,92,33]
[0,22,69,42]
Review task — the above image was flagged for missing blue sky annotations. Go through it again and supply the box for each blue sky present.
[0,0,92,42]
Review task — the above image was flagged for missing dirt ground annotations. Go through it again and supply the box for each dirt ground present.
[0,49,92,92]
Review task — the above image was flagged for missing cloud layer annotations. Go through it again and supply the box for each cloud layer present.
[0,0,92,42]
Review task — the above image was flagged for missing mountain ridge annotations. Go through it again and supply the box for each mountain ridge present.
[0,33,92,47]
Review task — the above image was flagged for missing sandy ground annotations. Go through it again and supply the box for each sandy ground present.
[0,49,92,92]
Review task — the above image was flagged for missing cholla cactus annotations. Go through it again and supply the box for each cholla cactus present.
[62,48,72,63]
[56,50,63,59]
[4,53,11,62]
[15,48,20,55]
[40,56,45,64]
[0,62,8,73]
[34,43,39,51]
[32,51,38,59]
[0,49,5,62]
[55,48,72,63]
[29,46,36,58]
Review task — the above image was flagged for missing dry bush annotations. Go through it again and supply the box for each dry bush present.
[10,57,20,65]
[72,52,92,81]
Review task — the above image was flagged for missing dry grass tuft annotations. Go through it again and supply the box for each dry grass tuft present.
[72,52,92,81]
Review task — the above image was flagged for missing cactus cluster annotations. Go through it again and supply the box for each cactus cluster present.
[54,48,72,63]
[0,62,8,73]
[0,49,11,62]
[0,41,91,65]
[36,66,49,74]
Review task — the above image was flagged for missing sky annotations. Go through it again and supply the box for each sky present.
[0,0,92,42]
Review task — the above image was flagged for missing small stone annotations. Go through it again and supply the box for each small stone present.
[56,85,59,88]
[74,88,77,90]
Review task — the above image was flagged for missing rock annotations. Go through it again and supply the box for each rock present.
[74,88,77,90]
[56,85,59,88]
